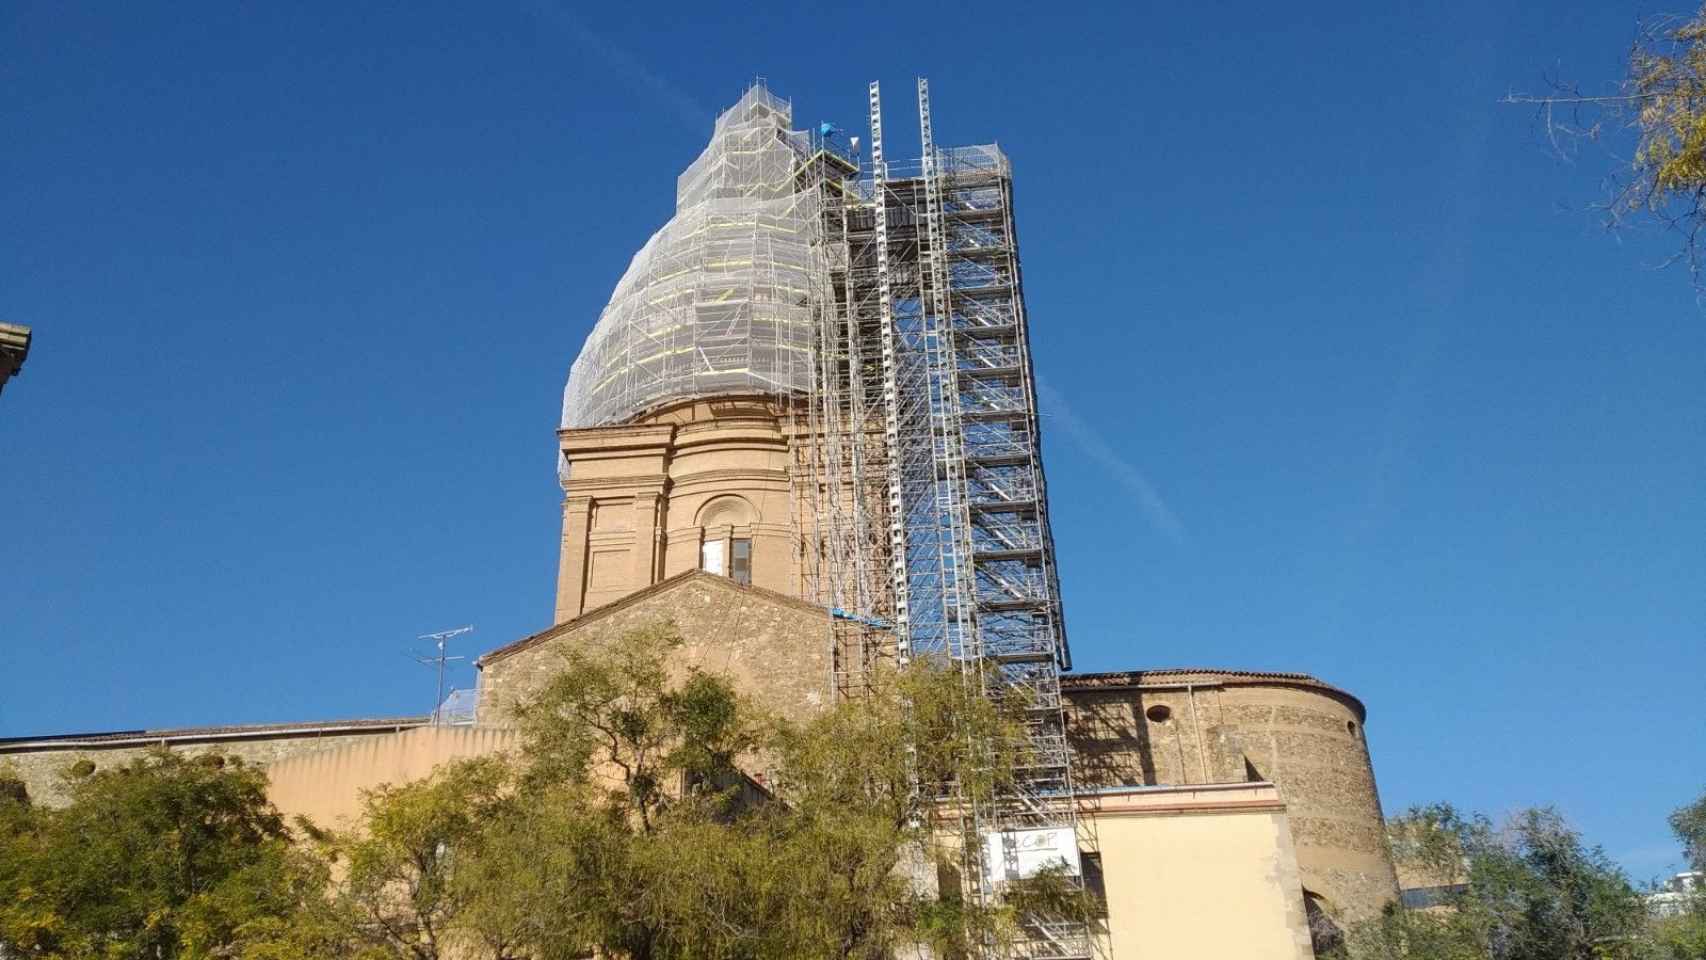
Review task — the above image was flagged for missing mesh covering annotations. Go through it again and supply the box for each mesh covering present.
[561,85,820,428]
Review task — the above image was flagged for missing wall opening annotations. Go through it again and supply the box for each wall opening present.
[1080,851,1109,918]
[1144,703,1172,723]
[731,538,752,586]
[1303,891,1344,956]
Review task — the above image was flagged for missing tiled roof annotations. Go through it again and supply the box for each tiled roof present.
[0,716,428,751]
[1062,667,1366,719]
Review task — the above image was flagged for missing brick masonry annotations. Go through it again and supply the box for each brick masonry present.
[479,570,833,727]
[1064,672,1399,925]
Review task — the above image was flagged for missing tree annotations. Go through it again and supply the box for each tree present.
[231,755,548,960]
[98,621,1091,960]
[266,621,1092,960]
[760,657,1087,960]
[1346,803,1651,960]
[337,756,520,960]
[0,750,320,960]
[1648,912,1706,960]
[1644,787,1706,960]
[508,624,1091,960]
[1670,788,1706,875]
[1507,5,1706,285]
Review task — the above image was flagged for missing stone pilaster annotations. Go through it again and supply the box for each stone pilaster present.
[630,490,665,589]
[555,496,593,623]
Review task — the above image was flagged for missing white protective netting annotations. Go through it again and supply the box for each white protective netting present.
[561,85,820,428]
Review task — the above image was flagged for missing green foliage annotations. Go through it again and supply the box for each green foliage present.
[1472,808,1649,960]
[509,621,758,827]
[339,756,518,959]
[1630,12,1706,210]
[1507,6,1706,283]
[761,658,1075,960]
[1647,910,1706,960]
[0,768,29,807]
[0,749,316,960]
[287,621,1092,960]
[1343,904,1491,960]
[3,623,1095,960]
[1346,803,1662,960]
[1670,789,1706,875]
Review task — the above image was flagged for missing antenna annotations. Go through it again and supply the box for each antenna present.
[414,626,472,724]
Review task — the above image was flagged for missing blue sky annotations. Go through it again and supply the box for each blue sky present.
[3,2,1701,877]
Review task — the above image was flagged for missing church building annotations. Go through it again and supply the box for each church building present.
[2,82,1397,959]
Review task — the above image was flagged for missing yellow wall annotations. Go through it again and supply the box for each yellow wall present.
[1086,784,1314,960]
[265,725,518,830]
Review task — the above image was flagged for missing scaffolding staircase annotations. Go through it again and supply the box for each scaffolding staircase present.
[793,77,1097,960]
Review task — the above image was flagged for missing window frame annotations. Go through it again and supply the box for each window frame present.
[730,537,752,586]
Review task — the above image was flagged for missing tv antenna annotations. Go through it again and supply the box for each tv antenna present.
[414,625,472,724]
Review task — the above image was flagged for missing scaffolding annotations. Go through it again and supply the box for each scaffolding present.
[803,80,1089,960]
[561,86,820,430]
[562,79,1092,960]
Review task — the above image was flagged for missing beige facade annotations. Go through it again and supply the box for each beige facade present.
[553,395,802,622]
[1082,783,1315,959]
[0,718,424,808]
[266,725,519,829]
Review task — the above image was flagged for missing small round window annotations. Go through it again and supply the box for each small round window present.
[1346,721,1358,736]
[1145,704,1172,723]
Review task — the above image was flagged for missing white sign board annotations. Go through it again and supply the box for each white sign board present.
[982,827,1082,888]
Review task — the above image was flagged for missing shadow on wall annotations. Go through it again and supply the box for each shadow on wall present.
[1067,692,1159,788]
[1304,890,1345,956]
[1067,689,1274,790]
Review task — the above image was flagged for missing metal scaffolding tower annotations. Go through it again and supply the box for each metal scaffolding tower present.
[791,79,1090,960]
[606,78,1088,959]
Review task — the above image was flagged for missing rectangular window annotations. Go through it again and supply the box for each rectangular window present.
[731,539,751,586]
[701,538,725,575]
[1080,852,1109,918]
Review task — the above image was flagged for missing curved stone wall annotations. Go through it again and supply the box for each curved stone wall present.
[1064,669,1397,926]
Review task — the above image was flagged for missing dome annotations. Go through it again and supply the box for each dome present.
[561,85,822,428]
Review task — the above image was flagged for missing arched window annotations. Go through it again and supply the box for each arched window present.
[697,495,755,528]
[698,496,755,585]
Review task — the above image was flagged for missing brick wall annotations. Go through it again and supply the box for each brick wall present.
[479,570,831,727]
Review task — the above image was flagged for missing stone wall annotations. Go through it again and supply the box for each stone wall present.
[479,570,832,727]
[1065,670,1398,927]
[0,720,421,808]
